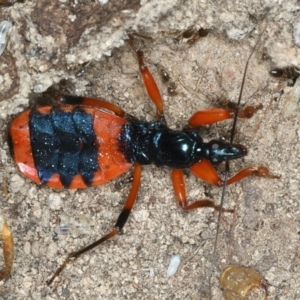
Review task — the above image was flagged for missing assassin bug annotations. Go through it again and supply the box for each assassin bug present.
[8,34,279,285]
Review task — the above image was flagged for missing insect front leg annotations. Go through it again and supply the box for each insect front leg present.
[47,163,142,285]
[190,159,280,188]
[188,106,262,127]
[171,169,233,212]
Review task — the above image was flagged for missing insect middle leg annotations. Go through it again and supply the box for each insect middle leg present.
[47,163,142,285]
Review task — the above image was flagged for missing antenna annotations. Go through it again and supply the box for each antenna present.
[208,30,265,299]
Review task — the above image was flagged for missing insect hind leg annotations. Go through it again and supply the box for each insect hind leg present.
[47,163,142,285]
[56,95,126,117]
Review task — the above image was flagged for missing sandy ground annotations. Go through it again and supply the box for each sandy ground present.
[0,1,300,299]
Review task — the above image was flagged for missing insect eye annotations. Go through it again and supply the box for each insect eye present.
[212,143,219,150]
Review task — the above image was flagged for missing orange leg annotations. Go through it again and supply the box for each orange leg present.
[190,159,280,187]
[189,106,261,127]
[172,169,226,211]
[47,163,142,285]
[128,36,164,119]
[56,95,126,117]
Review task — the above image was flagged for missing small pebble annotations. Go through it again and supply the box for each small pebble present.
[167,254,181,277]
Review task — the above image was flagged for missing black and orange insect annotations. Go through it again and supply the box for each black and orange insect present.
[8,35,279,284]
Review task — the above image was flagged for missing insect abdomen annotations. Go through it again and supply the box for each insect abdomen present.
[9,105,132,188]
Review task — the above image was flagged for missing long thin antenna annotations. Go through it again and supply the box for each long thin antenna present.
[208,29,265,300]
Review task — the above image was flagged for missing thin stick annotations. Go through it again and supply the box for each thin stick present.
[208,29,265,300]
